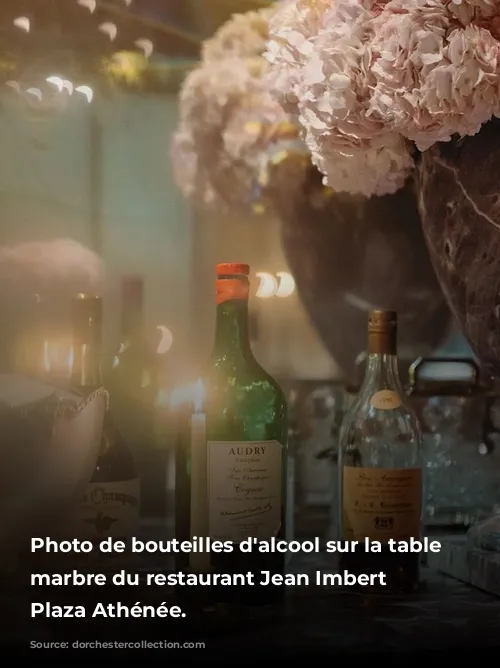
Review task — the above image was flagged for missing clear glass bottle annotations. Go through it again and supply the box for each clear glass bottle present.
[338,310,422,593]
[176,263,288,605]
[69,294,140,568]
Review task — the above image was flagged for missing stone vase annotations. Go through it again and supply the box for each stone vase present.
[418,118,500,380]
[274,168,452,382]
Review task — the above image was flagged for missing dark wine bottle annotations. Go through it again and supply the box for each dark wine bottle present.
[177,263,288,606]
[110,276,154,394]
[338,310,422,593]
[108,275,168,519]
[68,293,140,570]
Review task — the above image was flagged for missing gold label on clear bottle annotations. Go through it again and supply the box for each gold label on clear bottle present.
[370,389,401,410]
[342,467,421,542]
[207,440,283,542]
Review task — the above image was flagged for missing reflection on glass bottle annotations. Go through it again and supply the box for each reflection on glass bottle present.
[338,310,422,593]
[13,293,72,381]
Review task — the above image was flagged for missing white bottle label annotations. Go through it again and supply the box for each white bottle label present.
[72,478,140,541]
[207,440,283,542]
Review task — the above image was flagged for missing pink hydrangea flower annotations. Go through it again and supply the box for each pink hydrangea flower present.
[202,8,275,63]
[266,0,500,197]
[370,0,500,150]
[266,0,415,196]
[172,7,307,211]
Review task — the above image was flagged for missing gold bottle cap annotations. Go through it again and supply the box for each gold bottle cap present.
[368,310,397,332]
[367,310,397,355]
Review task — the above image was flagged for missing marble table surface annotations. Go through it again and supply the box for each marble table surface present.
[3,519,499,654]
[3,552,498,655]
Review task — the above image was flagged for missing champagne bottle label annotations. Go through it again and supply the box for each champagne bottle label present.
[56,478,140,572]
[74,478,141,542]
[342,467,421,542]
[370,390,401,410]
[207,440,283,542]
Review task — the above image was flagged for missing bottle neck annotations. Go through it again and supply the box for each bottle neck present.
[212,299,252,362]
[360,352,404,395]
[360,326,404,394]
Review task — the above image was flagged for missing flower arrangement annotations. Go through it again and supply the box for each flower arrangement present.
[265,0,500,198]
[172,6,308,213]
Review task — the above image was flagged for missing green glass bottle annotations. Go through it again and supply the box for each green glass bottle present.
[180,263,288,605]
[68,294,140,570]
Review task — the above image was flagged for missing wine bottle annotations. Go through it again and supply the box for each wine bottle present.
[108,275,167,519]
[178,263,288,605]
[68,293,140,570]
[110,275,154,391]
[338,310,422,593]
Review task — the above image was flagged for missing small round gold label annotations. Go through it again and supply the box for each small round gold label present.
[370,390,401,410]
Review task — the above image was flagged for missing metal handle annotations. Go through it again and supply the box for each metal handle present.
[408,357,479,391]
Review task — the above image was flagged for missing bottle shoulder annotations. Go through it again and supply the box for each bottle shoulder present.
[339,396,421,469]
[344,393,419,421]
[110,339,152,371]
[108,340,159,398]
[202,357,287,442]
[341,394,421,440]
[208,356,285,397]
[253,361,287,404]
